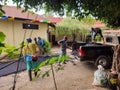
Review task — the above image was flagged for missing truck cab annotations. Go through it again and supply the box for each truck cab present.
[104,34,120,46]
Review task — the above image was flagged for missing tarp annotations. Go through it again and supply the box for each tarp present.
[0,55,58,77]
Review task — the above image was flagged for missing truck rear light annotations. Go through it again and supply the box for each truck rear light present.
[79,48,86,57]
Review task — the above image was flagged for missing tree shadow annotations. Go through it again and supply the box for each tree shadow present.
[82,61,97,71]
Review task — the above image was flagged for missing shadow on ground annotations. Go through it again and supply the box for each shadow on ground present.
[0,55,58,77]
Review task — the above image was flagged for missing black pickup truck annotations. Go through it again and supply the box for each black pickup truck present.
[77,35,120,68]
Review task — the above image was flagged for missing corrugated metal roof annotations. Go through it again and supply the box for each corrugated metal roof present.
[1,6,63,24]
[2,6,46,21]
[45,16,63,24]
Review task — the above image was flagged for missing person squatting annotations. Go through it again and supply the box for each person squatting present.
[34,37,50,56]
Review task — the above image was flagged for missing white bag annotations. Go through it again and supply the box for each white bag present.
[92,65,107,86]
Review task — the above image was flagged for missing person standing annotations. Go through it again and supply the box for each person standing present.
[58,36,69,65]
[23,38,38,81]
[37,37,45,55]
[34,37,43,55]
[37,37,51,56]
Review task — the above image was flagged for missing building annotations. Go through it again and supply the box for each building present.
[0,6,55,47]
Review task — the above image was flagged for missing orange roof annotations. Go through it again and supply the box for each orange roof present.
[92,20,106,28]
[2,6,45,20]
[2,6,63,24]
[45,16,63,24]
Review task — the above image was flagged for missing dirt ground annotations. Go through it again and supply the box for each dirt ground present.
[0,47,109,90]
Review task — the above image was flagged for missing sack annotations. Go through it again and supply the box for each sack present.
[92,70,107,86]
[32,55,38,61]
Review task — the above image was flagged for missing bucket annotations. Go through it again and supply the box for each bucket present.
[107,72,118,90]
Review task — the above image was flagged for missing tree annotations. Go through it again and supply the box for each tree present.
[1,0,120,28]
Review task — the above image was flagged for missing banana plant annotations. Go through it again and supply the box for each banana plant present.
[0,32,6,55]
[0,32,20,60]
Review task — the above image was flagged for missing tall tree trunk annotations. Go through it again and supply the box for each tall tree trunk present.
[111,45,120,89]
[112,45,120,72]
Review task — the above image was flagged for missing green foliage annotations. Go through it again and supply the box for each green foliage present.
[0,42,5,55]
[3,44,20,59]
[55,17,90,41]
[48,57,58,65]
[58,55,69,62]
[0,32,6,54]
[95,35,101,42]
[32,71,42,81]
[19,41,26,48]
[2,0,119,28]
[56,18,88,35]
[55,66,64,72]
[81,15,96,26]
[43,39,51,55]
[34,56,57,72]
[0,32,20,59]
[42,71,50,78]
[0,32,6,42]
[34,55,69,78]
[0,42,4,47]
[0,4,5,16]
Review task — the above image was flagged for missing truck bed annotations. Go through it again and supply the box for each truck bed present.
[79,43,113,59]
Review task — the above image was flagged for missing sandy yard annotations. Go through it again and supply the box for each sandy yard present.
[0,47,109,90]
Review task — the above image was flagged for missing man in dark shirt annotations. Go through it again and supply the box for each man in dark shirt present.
[58,36,68,65]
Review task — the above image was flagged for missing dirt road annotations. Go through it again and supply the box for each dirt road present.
[0,47,108,90]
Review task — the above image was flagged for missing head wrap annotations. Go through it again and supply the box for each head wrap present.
[26,37,32,43]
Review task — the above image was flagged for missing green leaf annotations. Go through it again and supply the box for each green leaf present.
[55,66,64,72]
[32,72,42,81]
[34,59,49,72]
[2,44,19,58]
[0,32,6,42]
[58,55,69,62]
[48,57,58,65]
[0,42,5,47]
[42,71,50,78]
[0,49,2,54]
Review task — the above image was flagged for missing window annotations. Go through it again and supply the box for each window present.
[118,36,120,43]
[23,23,39,30]
[106,37,112,42]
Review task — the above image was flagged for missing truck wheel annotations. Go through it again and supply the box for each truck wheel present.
[95,55,110,69]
